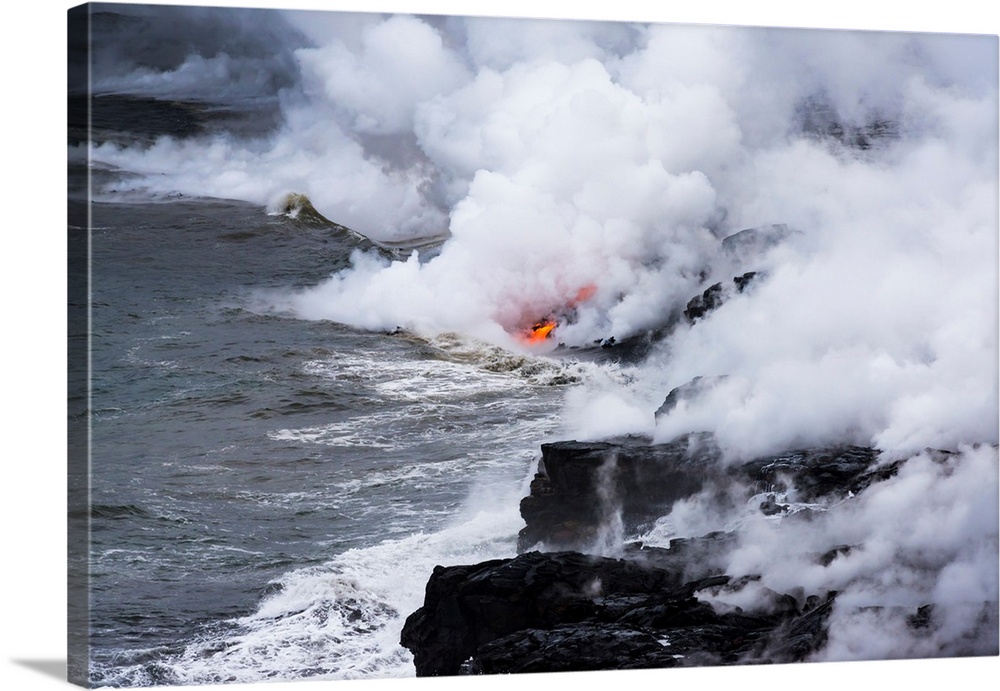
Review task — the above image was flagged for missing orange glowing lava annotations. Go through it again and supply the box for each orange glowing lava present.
[525,319,557,344]
[517,283,598,346]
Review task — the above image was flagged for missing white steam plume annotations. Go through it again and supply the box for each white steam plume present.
[87,7,997,487]
[75,2,999,674]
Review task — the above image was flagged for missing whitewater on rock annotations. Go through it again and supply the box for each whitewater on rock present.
[70,2,997,686]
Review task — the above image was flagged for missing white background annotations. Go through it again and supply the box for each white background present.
[2,1,997,690]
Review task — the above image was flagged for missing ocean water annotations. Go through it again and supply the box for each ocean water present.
[78,193,600,684]
[69,3,999,687]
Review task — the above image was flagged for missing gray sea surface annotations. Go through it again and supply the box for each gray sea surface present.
[80,193,573,684]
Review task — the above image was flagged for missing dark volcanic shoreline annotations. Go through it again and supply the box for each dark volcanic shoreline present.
[400,435,994,675]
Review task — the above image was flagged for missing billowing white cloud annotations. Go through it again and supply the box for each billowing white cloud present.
[82,7,998,666]
[295,14,472,135]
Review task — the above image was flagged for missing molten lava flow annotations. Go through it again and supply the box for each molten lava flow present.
[525,318,557,344]
[517,284,598,346]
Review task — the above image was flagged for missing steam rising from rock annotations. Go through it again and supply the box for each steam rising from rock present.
[84,6,998,666]
[86,3,997,469]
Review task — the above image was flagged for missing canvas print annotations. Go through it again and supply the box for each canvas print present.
[67,1,999,687]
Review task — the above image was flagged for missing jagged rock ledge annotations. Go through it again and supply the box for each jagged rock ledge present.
[400,549,837,676]
[400,436,910,676]
[518,434,885,553]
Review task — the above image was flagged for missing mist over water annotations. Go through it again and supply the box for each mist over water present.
[81,3,998,679]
